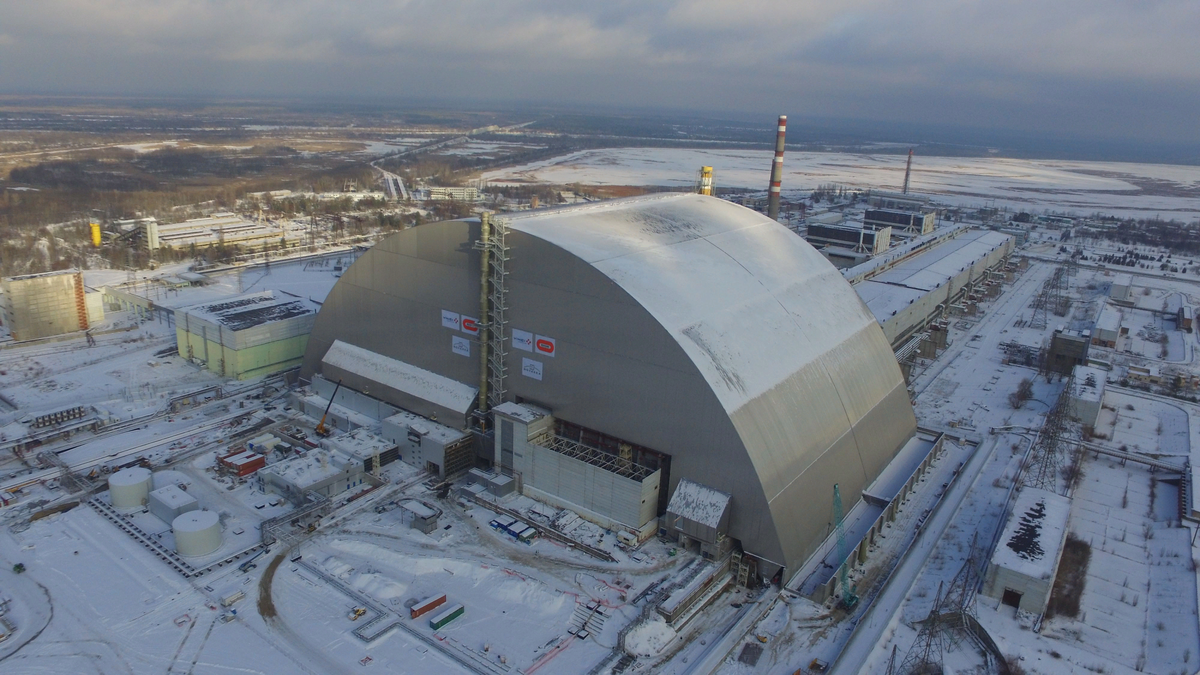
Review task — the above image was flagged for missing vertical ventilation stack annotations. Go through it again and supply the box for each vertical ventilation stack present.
[902,148,913,194]
[767,115,787,221]
[697,166,714,196]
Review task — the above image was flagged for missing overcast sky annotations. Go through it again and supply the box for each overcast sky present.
[2,1,1197,143]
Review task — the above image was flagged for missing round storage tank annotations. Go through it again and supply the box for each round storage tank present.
[108,467,152,508]
[173,510,221,557]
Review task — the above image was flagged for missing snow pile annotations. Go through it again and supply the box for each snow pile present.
[351,572,407,600]
[624,618,677,657]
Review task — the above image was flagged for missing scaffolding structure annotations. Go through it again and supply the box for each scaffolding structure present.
[485,218,511,410]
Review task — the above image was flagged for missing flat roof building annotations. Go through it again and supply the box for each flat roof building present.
[176,290,318,379]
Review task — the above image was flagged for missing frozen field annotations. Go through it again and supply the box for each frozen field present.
[483,148,1200,220]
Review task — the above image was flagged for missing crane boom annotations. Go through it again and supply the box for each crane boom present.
[314,380,343,437]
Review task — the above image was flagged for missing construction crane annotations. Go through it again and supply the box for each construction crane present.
[833,483,858,609]
[314,380,343,437]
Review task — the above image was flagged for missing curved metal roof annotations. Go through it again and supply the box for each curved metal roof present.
[505,193,882,413]
[302,194,916,575]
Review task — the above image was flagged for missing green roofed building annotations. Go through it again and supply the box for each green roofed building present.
[176,290,318,379]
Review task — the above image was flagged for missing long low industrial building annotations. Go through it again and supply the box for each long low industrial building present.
[852,229,1015,347]
[298,193,919,582]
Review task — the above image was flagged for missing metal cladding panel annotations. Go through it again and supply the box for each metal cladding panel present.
[303,195,917,575]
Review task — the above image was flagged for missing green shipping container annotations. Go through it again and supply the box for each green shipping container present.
[429,603,464,630]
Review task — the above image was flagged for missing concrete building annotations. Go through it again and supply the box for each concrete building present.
[867,191,932,212]
[1109,273,1133,303]
[151,213,306,253]
[322,429,398,474]
[1047,328,1091,375]
[257,450,366,502]
[175,290,318,379]
[399,499,440,534]
[149,484,198,524]
[1069,365,1106,428]
[863,209,937,237]
[805,223,891,255]
[0,270,103,341]
[427,187,480,201]
[853,229,1015,347]
[381,408,473,479]
[492,402,661,536]
[1092,304,1123,348]
[300,193,918,579]
[665,478,733,561]
[983,488,1071,614]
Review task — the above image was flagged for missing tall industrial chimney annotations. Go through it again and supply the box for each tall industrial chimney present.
[767,115,787,221]
[902,148,913,194]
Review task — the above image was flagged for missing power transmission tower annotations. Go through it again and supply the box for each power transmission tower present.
[1029,265,1068,329]
[939,533,985,648]
[899,582,947,675]
[1022,371,1078,495]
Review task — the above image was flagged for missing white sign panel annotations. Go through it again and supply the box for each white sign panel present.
[512,329,534,352]
[521,358,543,381]
[461,316,481,336]
[441,310,461,331]
[534,335,556,358]
[451,335,471,357]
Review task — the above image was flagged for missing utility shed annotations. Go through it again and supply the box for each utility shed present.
[149,484,199,524]
[666,478,733,560]
[176,290,318,379]
[1069,365,1107,428]
[982,487,1072,615]
[399,499,440,533]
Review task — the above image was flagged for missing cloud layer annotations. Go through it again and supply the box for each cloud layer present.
[2,1,1197,142]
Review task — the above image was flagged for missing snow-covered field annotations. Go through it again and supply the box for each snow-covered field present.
[483,148,1200,220]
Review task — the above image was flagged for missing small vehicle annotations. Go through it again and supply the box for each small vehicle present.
[349,607,367,621]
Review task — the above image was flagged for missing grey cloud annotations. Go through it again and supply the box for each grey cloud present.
[0,0,1196,142]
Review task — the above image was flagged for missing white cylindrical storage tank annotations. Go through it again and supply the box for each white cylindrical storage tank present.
[108,467,152,508]
[173,510,221,557]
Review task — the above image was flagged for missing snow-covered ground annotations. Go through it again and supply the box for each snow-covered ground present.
[483,148,1200,220]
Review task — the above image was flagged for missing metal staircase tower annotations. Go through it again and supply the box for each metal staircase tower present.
[485,217,511,410]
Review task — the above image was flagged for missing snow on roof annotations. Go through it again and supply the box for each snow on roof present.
[382,409,468,445]
[150,484,196,509]
[261,451,352,488]
[491,401,546,424]
[1071,365,1107,404]
[1111,273,1133,286]
[855,280,927,322]
[503,193,879,411]
[666,478,731,529]
[178,290,317,331]
[867,229,1011,292]
[991,487,1071,580]
[1095,304,1122,333]
[399,499,437,518]
[323,339,477,415]
[323,429,396,460]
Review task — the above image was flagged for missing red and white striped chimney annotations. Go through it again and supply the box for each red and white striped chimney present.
[767,115,787,221]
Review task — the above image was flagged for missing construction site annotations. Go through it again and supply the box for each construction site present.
[0,116,1197,675]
